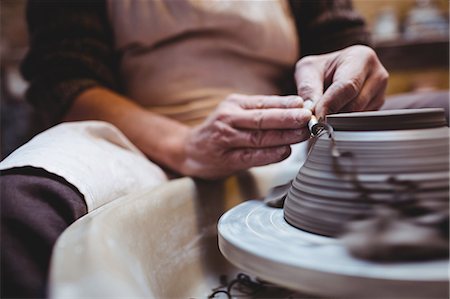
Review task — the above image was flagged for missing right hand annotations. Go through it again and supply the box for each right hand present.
[180,93,312,179]
[295,45,388,118]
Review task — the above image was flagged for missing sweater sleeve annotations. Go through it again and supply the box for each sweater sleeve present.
[21,0,118,123]
[289,0,371,57]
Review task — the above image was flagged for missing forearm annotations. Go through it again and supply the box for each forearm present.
[64,87,189,174]
[290,0,370,56]
[22,0,117,123]
[65,91,312,180]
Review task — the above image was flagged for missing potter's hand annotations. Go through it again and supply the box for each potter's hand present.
[295,45,389,118]
[181,94,311,179]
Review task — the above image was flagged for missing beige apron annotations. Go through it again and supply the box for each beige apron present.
[108,0,299,125]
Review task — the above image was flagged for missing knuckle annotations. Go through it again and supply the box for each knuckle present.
[341,79,361,98]
[320,101,336,115]
[367,47,381,66]
[211,121,234,146]
[254,98,265,109]
[253,110,264,129]
[359,45,376,57]
[380,69,389,82]
[297,83,315,97]
[239,149,253,165]
[216,134,232,147]
[373,70,389,92]
[351,45,377,65]
[249,131,264,147]
[214,110,232,124]
[224,93,241,105]
[365,46,377,57]
[296,55,316,69]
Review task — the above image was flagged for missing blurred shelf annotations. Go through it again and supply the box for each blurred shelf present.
[374,38,449,71]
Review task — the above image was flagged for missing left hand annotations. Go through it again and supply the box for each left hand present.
[294,45,389,118]
[181,93,311,179]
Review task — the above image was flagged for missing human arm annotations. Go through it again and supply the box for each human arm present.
[21,0,118,123]
[66,89,311,179]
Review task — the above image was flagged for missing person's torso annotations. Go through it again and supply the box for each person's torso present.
[107,0,299,125]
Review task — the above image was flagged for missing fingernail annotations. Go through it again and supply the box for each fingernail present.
[288,95,303,105]
[295,109,312,127]
[281,146,291,156]
[290,95,303,101]
[303,99,314,110]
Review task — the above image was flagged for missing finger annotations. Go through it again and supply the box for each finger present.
[315,59,370,118]
[225,128,310,148]
[229,108,312,130]
[364,69,388,111]
[295,56,325,108]
[226,146,291,168]
[365,88,386,111]
[231,94,304,109]
[340,70,388,113]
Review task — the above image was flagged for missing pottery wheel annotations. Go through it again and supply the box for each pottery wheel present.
[218,200,448,298]
[218,108,449,298]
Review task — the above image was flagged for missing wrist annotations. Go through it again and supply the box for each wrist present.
[174,128,205,178]
[163,125,191,176]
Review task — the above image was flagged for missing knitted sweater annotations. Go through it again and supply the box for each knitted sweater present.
[21,0,370,123]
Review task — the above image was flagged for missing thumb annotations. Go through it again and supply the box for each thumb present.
[294,57,325,113]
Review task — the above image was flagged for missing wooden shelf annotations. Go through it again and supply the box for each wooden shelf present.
[374,38,449,71]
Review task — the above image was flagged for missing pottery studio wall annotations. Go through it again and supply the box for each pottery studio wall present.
[354,0,449,95]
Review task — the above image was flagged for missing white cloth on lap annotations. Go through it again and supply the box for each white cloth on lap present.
[0,121,168,211]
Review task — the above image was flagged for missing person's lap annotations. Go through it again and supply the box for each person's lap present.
[1,167,87,297]
[1,121,168,297]
[1,90,448,297]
